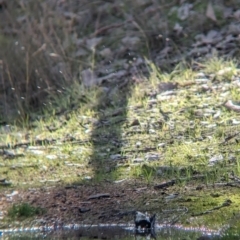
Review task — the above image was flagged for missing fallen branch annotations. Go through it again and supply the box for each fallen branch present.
[192,199,232,217]
[154,175,205,190]
[154,180,175,189]
[87,193,110,200]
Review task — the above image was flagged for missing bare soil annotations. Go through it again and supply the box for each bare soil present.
[1,180,163,227]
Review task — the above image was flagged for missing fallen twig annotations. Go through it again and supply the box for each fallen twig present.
[154,180,176,189]
[192,199,232,217]
[91,19,132,37]
[154,175,205,190]
[87,193,110,200]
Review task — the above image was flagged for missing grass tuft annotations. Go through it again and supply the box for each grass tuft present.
[7,203,45,219]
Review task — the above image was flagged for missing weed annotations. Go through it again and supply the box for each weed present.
[141,164,155,184]
[7,203,45,219]
[236,159,240,176]
[203,57,238,81]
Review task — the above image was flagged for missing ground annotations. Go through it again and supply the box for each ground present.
[1,1,240,237]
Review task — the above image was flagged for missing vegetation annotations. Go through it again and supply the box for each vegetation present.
[7,203,45,219]
[0,0,240,237]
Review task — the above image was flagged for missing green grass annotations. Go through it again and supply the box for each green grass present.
[7,203,45,219]
[1,57,240,185]
[1,44,240,230]
[1,0,240,233]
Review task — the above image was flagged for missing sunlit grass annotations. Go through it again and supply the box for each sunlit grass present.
[7,203,46,219]
[0,57,240,189]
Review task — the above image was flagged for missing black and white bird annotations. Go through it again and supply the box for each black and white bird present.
[134,211,156,231]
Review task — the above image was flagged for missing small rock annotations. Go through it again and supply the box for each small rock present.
[86,37,102,50]
[46,155,57,160]
[6,190,18,197]
[164,193,179,201]
[79,207,91,213]
[145,153,160,161]
[87,193,110,200]
[209,154,223,165]
[81,68,98,87]
[133,158,144,163]
[136,141,142,147]
[158,143,166,148]
[29,150,45,155]
[110,154,122,160]
[99,48,112,58]
[3,150,16,157]
[84,176,92,180]
[130,119,140,126]
[149,129,156,134]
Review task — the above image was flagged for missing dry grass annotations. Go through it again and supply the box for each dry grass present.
[1,0,240,122]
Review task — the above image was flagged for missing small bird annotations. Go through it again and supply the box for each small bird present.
[134,211,156,231]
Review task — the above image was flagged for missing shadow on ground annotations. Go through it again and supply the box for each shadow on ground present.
[88,78,133,181]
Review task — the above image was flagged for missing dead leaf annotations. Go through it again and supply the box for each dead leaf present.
[121,36,140,48]
[74,48,88,57]
[223,7,233,18]
[157,46,172,60]
[81,69,99,87]
[177,3,192,20]
[189,46,210,56]
[174,23,183,34]
[32,43,47,57]
[49,53,60,58]
[97,70,127,84]
[86,37,102,50]
[216,35,235,49]
[99,48,112,58]
[206,2,217,22]
[75,38,84,46]
[228,23,240,34]
[202,30,219,44]
[63,12,79,20]
[233,9,240,20]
